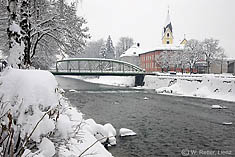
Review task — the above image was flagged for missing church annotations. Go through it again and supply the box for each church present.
[120,9,232,74]
[139,9,188,72]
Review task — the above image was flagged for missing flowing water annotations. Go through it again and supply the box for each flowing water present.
[56,76,235,157]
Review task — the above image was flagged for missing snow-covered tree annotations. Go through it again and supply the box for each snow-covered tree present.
[7,0,25,68]
[155,51,170,72]
[30,1,90,69]
[184,39,203,73]
[0,0,8,57]
[20,0,30,66]
[115,36,134,59]
[80,39,105,58]
[167,50,185,72]
[202,38,223,73]
[2,0,89,69]
[105,35,115,59]
[99,42,107,58]
[177,50,188,73]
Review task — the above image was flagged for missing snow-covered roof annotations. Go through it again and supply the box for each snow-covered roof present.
[163,9,172,33]
[140,44,184,55]
[226,58,235,61]
[120,44,143,57]
[164,10,171,27]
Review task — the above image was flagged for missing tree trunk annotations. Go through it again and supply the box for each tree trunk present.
[20,0,31,66]
[60,0,64,18]
[7,0,25,68]
[207,60,210,74]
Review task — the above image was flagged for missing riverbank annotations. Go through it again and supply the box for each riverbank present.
[75,74,235,102]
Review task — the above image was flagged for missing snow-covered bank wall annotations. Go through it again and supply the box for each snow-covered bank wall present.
[144,75,177,89]
[144,75,235,102]
[84,76,136,87]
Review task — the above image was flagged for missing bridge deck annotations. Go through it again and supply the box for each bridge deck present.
[50,71,155,76]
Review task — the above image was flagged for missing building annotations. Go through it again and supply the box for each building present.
[139,45,185,72]
[120,43,142,67]
[210,59,228,74]
[227,59,235,74]
[139,9,188,73]
[162,9,174,45]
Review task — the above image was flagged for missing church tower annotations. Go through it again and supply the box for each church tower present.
[162,9,173,44]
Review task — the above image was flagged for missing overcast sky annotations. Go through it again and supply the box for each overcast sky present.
[76,0,235,58]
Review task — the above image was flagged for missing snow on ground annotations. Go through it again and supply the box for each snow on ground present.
[82,76,135,87]
[0,68,113,157]
[147,74,235,102]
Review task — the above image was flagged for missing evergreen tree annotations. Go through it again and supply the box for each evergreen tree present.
[99,42,107,58]
[105,35,115,59]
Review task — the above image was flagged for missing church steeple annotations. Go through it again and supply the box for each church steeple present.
[162,8,173,44]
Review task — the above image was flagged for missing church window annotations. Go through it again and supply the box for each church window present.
[167,41,170,44]
[167,33,170,37]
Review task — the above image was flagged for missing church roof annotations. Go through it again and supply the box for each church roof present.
[164,9,172,33]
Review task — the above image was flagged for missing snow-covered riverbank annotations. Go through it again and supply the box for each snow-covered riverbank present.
[78,74,235,102]
[0,68,114,157]
[148,75,235,102]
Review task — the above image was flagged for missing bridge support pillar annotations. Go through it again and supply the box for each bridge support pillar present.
[135,75,145,87]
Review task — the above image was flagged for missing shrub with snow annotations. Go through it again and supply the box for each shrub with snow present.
[0,68,113,157]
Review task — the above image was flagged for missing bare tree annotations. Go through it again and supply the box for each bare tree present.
[115,36,134,59]
[79,39,105,58]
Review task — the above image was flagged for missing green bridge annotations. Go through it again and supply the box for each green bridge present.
[50,58,156,86]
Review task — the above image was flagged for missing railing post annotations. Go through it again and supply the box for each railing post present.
[78,61,80,72]
[123,63,125,73]
[67,61,70,72]
[88,61,92,72]
[56,62,58,72]
[111,62,114,71]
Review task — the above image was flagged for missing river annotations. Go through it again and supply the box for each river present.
[56,76,235,157]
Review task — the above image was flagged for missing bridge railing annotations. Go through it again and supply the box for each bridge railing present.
[55,58,145,73]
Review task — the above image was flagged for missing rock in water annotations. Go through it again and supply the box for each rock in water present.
[119,128,136,137]
[222,122,232,125]
[211,105,227,109]
[104,123,117,145]
[144,97,149,100]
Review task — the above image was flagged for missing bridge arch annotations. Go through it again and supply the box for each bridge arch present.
[55,58,145,75]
